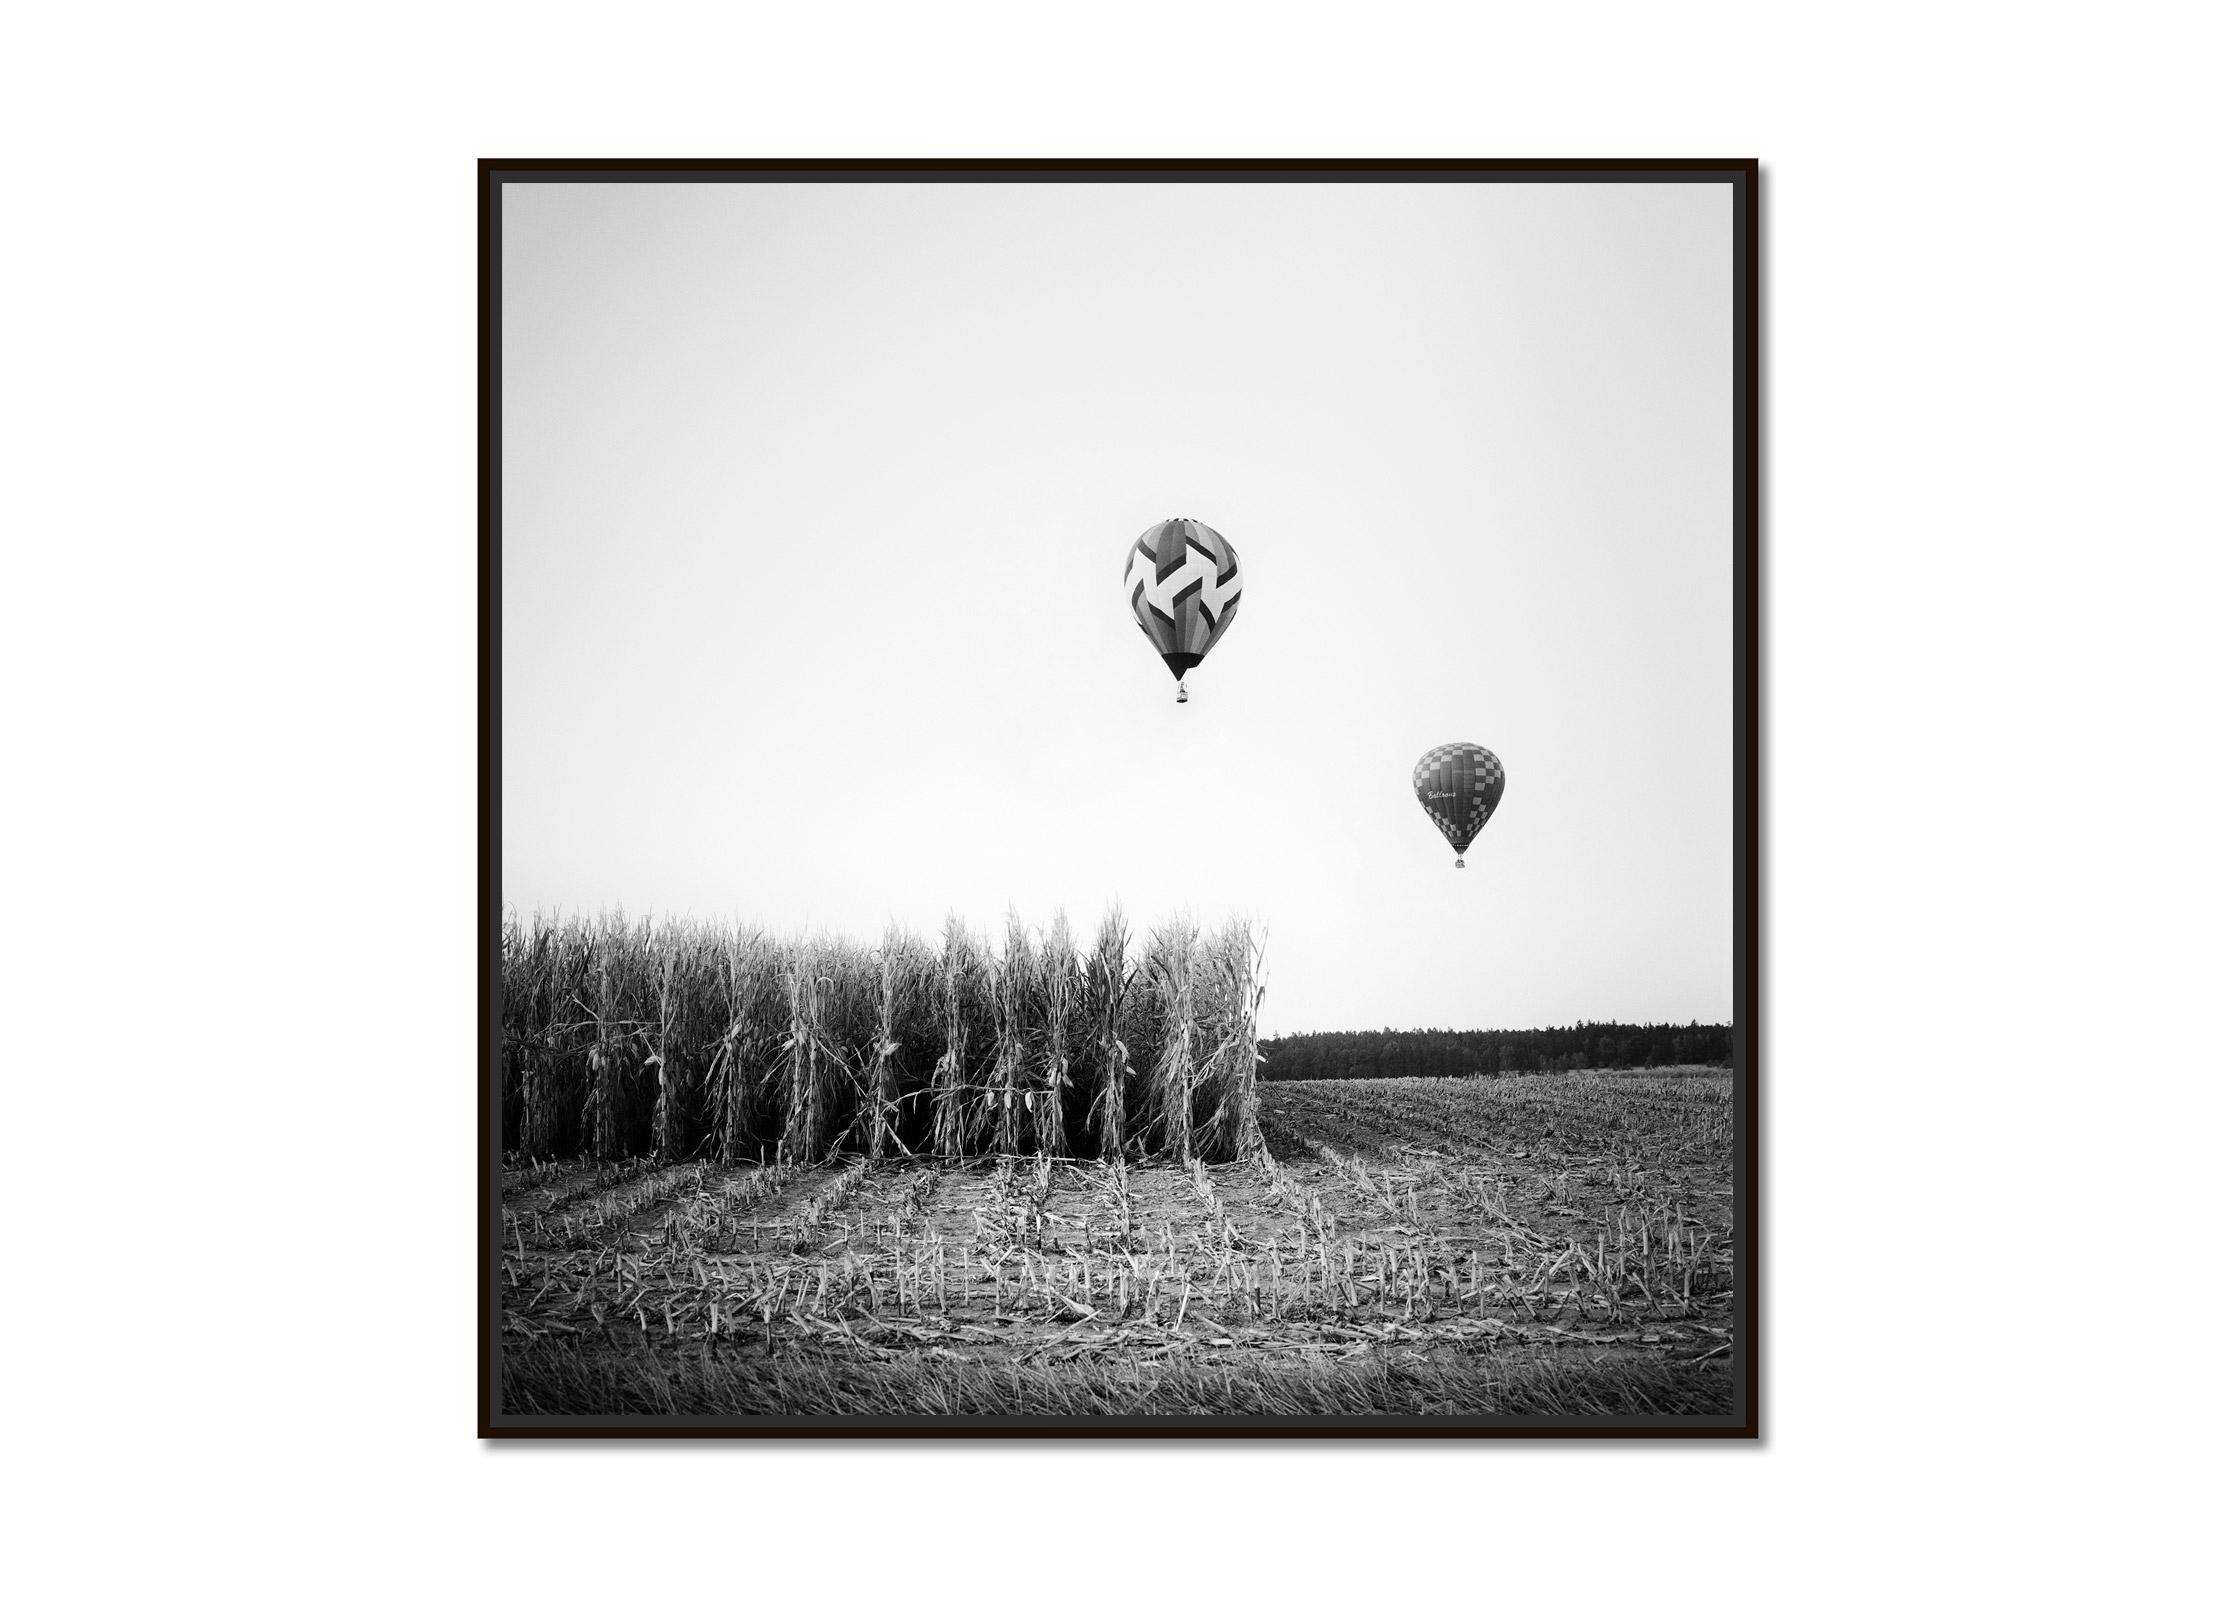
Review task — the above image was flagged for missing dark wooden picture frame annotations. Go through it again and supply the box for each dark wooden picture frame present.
[479,158,1759,1439]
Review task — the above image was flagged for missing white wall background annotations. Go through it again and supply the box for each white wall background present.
[4,3,2234,1596]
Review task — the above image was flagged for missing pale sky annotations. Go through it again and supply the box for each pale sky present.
[500,178,1734,1035]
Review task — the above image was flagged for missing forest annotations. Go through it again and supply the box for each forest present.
[1257,1021,1733,1082]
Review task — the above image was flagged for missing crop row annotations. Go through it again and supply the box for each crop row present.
[500,1156,1732,1340]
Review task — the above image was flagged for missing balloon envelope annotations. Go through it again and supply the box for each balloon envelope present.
[1122,517,1241,681]
[1413,743,1505,860]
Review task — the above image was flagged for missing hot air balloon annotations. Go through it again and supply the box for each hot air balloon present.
[1122,517,1241,703]
[1413,743,1505,867]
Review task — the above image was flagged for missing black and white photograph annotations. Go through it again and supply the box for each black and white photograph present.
[482,161,1757,1433]
[17,1,2240,1589]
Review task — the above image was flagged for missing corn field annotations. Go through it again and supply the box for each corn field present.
[501,907,1265,1165]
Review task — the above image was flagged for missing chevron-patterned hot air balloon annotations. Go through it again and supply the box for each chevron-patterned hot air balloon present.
[1414,743,1505,867]
[1122,517,1241,703]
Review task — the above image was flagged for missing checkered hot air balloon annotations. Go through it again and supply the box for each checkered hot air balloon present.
[1122,517,1241,703]
[1413,743,1505,868]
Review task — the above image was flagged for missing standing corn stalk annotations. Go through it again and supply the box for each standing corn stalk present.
[1197,918,1267,1160]
[989,912,1034,1156]
[930,917,978,1160]
[649,939,682,1161]
[706,928,779,1162]
[583,929,624,1162]
[1146,915,1198,1159]
[1082,907,1132,1161]
[861,925,920,1162]
[500,916,529,1151]
[782,941,846,1162]
[1036,910,1076,1157]
[508,916,575,1161]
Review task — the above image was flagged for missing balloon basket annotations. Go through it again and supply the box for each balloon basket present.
[1175,684,1189,704]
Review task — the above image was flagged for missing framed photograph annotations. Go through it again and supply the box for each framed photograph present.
[480,158,1758,1438]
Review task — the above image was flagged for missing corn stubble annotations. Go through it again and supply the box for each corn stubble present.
[502,1342,1733,1419]
[499,1072,1736,1419]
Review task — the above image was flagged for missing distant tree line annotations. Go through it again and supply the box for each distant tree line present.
[1258,1021,1733,1082]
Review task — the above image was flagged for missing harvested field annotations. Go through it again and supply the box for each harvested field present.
[496,1070,1736,1419]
